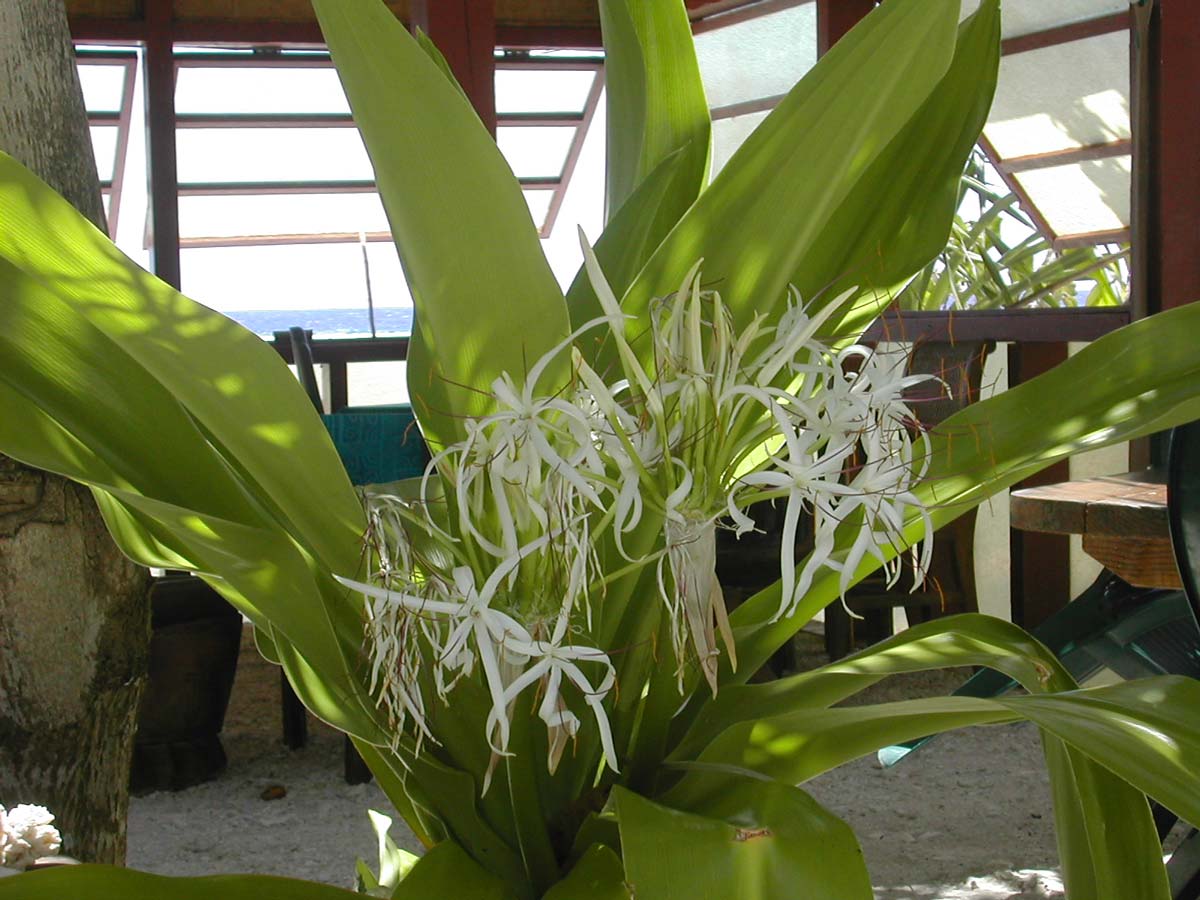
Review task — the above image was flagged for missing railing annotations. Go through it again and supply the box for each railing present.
[270,331,410,413]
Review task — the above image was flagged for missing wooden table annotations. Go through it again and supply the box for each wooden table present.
[1010,471,1181,590]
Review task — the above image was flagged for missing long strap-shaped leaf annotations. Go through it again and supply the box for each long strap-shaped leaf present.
[0,153,364,572]
[816,0,1001,342]
[606,0,964,373]
[0,154,386,743]
[671,614,1171,900]
[674,613,1076,761]
[664,678,1200,825]
[309,0,571,449]
[600,0,710,217]
[1043,736,1172,900]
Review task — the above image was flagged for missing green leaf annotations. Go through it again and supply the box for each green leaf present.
[392,842,519,900]
[599,0,710,216]
[0,153,385,744]
[364,739,530,890]
[310,0,571,449]
[566,145,703,358]
[615,781,872,900]
[999,677,1200,829]
[665,695,1018,810]
[674,613,1076,761]
[816,0,1002,339]
[366,808,420,894]
[669,617,1172,900]
[0,867,362,900]
[610,0,967,371]
[0,160,363,568]
[1042,737,1171,900]
[542,845,631,900]
[665,676,1200,899]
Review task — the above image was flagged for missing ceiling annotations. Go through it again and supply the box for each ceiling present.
[64,0,606,28]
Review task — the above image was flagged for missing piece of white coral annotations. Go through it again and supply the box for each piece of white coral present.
[0,804,62,870]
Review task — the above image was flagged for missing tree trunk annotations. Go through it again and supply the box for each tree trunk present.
[0,0,151,866]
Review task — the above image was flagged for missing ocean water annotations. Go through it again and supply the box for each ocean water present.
[229,307,414,339]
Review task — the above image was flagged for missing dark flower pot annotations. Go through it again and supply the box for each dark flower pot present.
[130,575,242,794]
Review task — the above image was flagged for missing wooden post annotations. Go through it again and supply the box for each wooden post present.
[816,0,877,55]
[1130,0,1200,467]
[1008,344,1072,629]
[1132,0,1200,318]
[409,0,497,135]
[143,0,181,289]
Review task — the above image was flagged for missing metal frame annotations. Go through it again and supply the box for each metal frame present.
[981,11,1135,251]
[165,51,603,247]
[76,48,137,239]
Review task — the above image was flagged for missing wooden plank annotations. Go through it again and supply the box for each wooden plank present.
[495,25,602,49]
[861,308,1130,344]
[69,15,145,41]
[270,334,411,365]
[1010,484,1091,535]
[1000,139,1132,174]
[1052,228,1132,251]
[1082,535,1181,590]
[1011,479,1168,539]
[1001,11,1129,57]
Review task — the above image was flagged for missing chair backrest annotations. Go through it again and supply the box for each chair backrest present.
[287,326,324,413]
[902,340,995,428]
[1168,418,1200,626]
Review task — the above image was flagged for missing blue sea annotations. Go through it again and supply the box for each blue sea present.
[229,307,414,339]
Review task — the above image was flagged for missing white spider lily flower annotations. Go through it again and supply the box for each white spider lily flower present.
[751,286,856,388]
[347,247,941,778]
[579,231,663,418]
[660,513,736,694]
[339,533,550,762]
[490,631,619,777]
[730,396,859,621]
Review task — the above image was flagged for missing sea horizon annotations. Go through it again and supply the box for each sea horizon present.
[228,307,414,339]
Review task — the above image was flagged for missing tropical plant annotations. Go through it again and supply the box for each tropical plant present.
[2,1,1200,899]
[898,151,1129,310]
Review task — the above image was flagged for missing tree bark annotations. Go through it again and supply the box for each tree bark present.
[0,0,151,866]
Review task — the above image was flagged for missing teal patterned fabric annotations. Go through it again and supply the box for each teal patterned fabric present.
[321,405,429,486]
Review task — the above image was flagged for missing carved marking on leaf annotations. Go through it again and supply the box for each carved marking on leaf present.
[733,827,773,842]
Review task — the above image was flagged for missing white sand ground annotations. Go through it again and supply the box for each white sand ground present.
[127,627,1065,899]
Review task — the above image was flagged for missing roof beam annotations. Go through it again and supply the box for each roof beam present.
[410,0,496,134]
[999,139,1132,174]
[1001,11,1129,56]
[143,0,180,289]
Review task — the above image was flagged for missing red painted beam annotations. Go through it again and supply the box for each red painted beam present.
[409,0,496,135]
[816,0,876,56]
[1142,0,1200,313]
[143,0,181,290]
[1001,11,1129,57]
